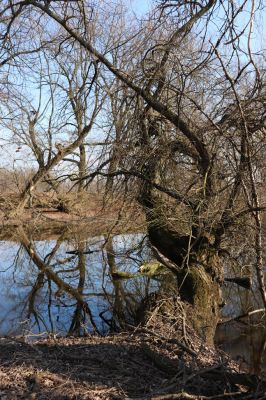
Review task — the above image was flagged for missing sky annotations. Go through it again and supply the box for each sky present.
[0,0,154,171]
[129,0,152,16]
[0,0,265,171]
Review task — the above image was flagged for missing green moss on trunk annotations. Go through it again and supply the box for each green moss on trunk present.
[176,249,222,344]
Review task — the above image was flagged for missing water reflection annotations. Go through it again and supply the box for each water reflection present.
[0,227,265,374]
[215,316,266,374]
[0,228,157,336]
[216,278,266,374]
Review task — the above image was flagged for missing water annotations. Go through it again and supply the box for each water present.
[215,280,266,374]
[0,227,265,374]
[0,231,159,336]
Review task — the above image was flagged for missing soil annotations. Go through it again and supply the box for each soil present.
[0,323,265,400]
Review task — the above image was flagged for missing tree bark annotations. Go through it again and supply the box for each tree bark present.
[140,185,223,344]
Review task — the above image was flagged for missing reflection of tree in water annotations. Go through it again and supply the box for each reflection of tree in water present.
[101,234,164,331]
[0,242,47,335]
[214,242,266,374]
[9,227,156,336]
[18,227,99,334]
[68,240,87,335]
[26,231,67,332]
[103,236,137,330]
[251,328,266,375]
[27,271,45,331]
[216,314,266,375]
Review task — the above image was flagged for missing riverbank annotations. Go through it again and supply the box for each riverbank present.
[0,191,144,241]
[0,323,265,400]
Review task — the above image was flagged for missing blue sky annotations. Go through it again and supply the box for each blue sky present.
[0,0,265,171]
[129,0,152,16]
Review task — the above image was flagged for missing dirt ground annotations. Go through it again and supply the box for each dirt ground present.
[0,324,265,400]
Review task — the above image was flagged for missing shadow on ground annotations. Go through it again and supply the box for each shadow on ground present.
[0,334,265,400]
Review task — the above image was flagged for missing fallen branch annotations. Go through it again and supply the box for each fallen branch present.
[126,324,197,356]
[218,308,266,325]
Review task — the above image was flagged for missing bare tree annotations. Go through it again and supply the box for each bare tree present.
[0,21,103,214]
[0,0,265,343]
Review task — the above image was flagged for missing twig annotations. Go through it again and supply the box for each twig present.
[182,363,224,387]
[126,391,244,400]
[128,390,266,400]
[126,324,197,356]
[218,308,266,325]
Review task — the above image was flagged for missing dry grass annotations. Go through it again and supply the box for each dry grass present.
[0,190,145,241]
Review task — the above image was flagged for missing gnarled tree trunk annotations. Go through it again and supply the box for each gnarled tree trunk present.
[141,188,223,344]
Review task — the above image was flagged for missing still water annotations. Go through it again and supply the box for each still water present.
[0,229,265,374]
[0,231,157,336]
